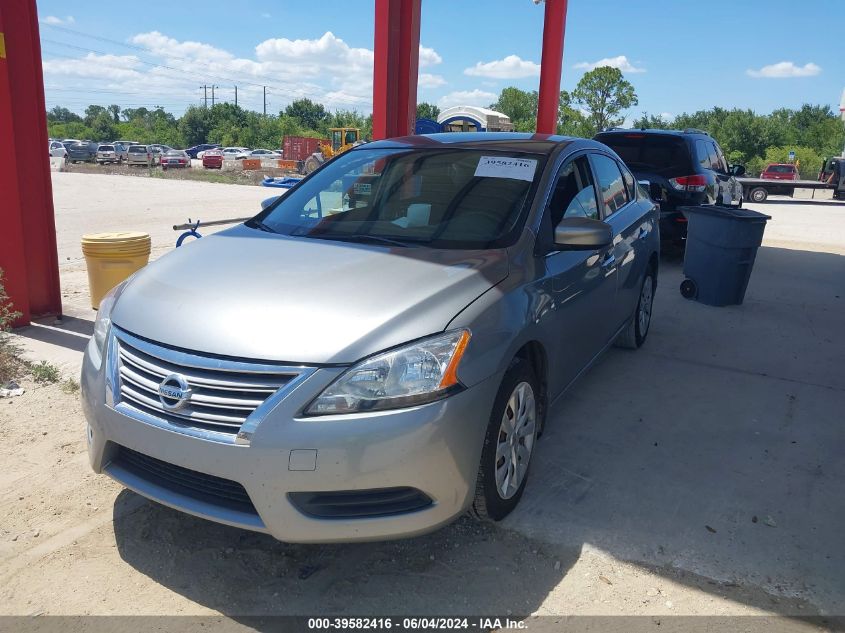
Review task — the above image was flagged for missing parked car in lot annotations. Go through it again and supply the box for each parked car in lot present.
[222,146,251,160]
[83,132,659,543]
[48,140,68,159]
[65,140,98,163]
[186,143,221,159]
[246,148,282,159]
[760,163,799,180]
[594,128,744,247]
[201,148,224,169]
[161,149,191,170]
[96,144,123,165]
[126,144,156,167]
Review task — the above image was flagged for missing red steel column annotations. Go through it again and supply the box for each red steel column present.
[536,0,569,135]
[0,0,62,326]
[372,0,421,140]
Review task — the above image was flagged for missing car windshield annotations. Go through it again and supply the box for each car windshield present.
[128,146,146,152]
[250,147,544,250]
[166,150,185,156]
[767,165,793,173]
[98,145,114,151]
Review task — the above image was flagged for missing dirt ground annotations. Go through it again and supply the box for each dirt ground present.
[1,172,843,623]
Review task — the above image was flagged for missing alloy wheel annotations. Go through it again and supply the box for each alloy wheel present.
[638,276,654,336]
[494,381,537,500]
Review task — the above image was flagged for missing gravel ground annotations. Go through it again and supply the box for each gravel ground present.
[1,173,843,622]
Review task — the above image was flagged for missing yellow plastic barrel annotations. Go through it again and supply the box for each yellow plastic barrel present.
[81,232,151,309]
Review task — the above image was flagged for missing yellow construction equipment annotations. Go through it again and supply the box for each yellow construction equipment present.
[303,127,361,174]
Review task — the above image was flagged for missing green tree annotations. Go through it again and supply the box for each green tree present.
[90,111,117,141]
[83,105,108,127]
[284,98,328,130]
[47,106,82,124]
[557,89,589,137]
[490,87,538,132]
[572,66,638,135]
[632,111,674,129]
[107,104,121,123]
[416,102,440,121]
[178,105,213,146]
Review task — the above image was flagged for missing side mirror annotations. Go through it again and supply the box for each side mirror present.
[731,164,746,177]
[261,195,281,210]
[554,217,613,249]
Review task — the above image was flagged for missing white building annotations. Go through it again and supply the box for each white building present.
[437,106,514,132]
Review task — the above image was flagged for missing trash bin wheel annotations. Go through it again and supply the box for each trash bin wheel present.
[680,279,697,299]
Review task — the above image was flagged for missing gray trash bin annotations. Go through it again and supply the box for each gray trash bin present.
[679,205,771,306]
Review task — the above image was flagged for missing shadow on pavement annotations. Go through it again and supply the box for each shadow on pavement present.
[14,315,94,353]
[112,245,845,618]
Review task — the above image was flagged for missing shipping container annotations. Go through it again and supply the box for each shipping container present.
[282,136,322,162]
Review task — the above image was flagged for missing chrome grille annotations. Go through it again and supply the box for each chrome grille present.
[111,328,309,441]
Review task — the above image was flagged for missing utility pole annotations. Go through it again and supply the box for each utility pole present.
[234,85,238,108]
[211,85,218,107]
[201,85,208,108]
[263,86,267,116]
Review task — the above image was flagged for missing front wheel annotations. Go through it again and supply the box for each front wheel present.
[749,187,768,202]
[616,267,656,349]
[472,360,539,522]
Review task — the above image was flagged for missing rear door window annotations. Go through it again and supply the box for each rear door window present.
[589,153,629,217]
[708,142,727,173]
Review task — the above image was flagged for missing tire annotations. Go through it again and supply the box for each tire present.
[304,155,322,174]
[616,266,656,349]
[749,187,768,202]
[472,359,539,522]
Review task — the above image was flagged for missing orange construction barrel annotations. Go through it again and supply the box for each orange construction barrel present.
[81,232,151,309]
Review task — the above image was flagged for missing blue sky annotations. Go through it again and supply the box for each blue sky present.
[37,0,845,120]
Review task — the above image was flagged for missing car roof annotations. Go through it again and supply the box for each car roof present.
[596,128,710,139]
[766,163,795,166]
[363,132,585,155]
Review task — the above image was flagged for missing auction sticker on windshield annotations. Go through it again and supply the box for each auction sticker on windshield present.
[474,156,537,181]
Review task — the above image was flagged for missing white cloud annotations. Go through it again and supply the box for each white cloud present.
[746,61,821,78]
[419,73,446,88]
[40,15,75,25]
[574,55,645,73]
[42,30,445,113]
[42,52,143,80]
[419,45,442,68]
[464,55,540,79]
[438,89,497,109]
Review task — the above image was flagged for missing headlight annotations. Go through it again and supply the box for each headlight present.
[305,329,471,416]
[90,280,129,366]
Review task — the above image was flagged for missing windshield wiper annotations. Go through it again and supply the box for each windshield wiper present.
[314,234,419,248]
[247,219,276,234]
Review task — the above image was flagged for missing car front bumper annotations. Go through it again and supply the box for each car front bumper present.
[81,333,499,543]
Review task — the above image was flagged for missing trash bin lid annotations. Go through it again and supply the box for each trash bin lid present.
[679,205,771,222]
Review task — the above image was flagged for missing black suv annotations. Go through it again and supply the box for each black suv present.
[594,128,745,246]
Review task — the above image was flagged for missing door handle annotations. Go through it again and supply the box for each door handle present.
[600,252,616,269]
[637,226,650,239]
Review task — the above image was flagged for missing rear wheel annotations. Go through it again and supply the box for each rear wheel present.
[472,359,538,522]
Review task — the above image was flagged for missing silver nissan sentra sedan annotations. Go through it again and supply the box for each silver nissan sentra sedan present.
[82,133,659,543]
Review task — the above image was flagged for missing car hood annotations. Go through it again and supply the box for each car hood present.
[111,225,509,365]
